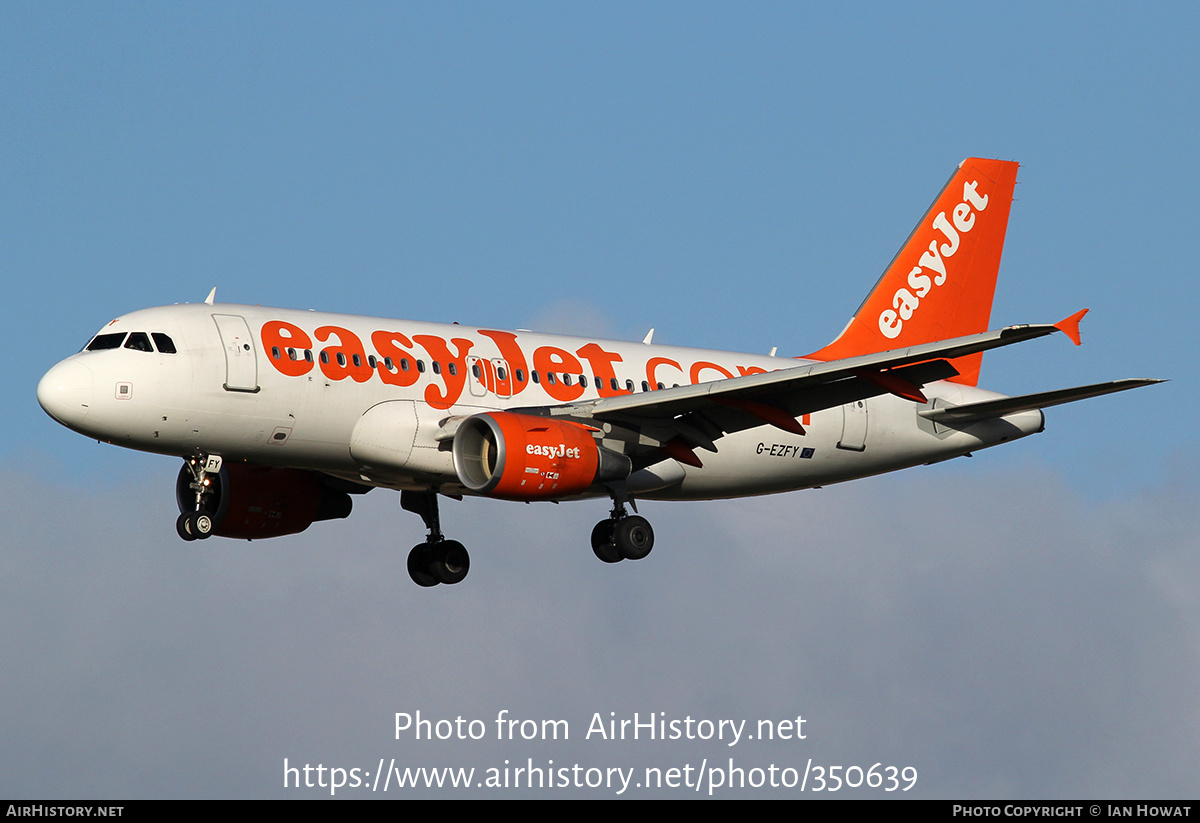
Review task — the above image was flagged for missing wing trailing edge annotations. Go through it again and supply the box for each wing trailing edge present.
[582,320,1068,423]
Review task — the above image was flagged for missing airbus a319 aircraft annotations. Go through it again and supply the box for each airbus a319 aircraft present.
[37,158,1159,587]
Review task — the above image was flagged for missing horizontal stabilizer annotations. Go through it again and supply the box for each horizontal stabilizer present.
[918,379,1165,424]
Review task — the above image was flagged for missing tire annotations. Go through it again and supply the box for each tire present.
[432,540,470,585]
[407,544,440,587]
[591,519,622,564]
[176,512,197,541]
[191,511,214,539]
[613,515,654,560]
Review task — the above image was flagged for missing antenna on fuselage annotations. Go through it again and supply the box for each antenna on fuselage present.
[204,287,216,305]
[643,329,654,345]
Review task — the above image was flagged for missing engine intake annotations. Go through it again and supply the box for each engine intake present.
[452,412,630,500]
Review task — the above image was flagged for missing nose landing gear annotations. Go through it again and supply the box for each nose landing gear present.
[176,454,221,541]
[176,510,215,541]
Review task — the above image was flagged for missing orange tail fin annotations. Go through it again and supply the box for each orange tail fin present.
[805,158,1019,386]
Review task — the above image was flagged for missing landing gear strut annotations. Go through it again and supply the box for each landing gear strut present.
[176,454,221,541]
[402,490,470,587]
[591,498,654,564]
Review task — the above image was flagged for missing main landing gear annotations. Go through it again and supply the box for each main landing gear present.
[591,499,654,564]
[400,490,653,585]
[176,454,221,541]
[401,490,470,587]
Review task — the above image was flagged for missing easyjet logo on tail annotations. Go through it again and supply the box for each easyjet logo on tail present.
[804,158,1018,386]
[878,179,990,339]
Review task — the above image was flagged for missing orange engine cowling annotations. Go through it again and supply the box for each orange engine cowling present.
[175,463,353,539]
[452,412,631,500]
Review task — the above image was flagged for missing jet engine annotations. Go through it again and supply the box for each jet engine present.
[452,412,630,500]
[175,462,353,539]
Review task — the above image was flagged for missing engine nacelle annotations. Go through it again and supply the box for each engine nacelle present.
[176,463,353,539]
[452,412,631,500]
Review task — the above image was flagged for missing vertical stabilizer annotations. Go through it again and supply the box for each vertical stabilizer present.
[805,158,1019,385]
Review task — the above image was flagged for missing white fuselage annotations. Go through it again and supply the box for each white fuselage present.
[37,302,1044,501]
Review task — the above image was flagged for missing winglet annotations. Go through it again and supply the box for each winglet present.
[204,287,217,305]
[1054,308,1088,346]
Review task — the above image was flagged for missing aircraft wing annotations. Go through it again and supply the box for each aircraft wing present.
[508,320,1087,465]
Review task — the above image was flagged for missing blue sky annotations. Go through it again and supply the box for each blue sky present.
[6,3,1192,495]
[2,2,1197,798]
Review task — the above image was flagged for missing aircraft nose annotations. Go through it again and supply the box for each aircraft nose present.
[37,359,94,430]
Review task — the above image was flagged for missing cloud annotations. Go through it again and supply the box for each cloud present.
[1,456,1197,797]
[519,298,623,340]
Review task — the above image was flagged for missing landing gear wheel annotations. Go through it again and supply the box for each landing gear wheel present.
[407,544,440,587]
[190,511,214,539]
[176,512,197,541]
[591,520,622,564]
[430,540,470,585]
[614,515,654,560]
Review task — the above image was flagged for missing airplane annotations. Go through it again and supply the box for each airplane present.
[36,157,1161,588]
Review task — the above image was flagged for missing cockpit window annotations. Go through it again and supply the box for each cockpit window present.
[85,332,127,351]
[124,332,154,352]
[83,330,177,353]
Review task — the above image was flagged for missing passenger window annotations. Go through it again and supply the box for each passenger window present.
[642,381,650,392]
[336,352,347,367]
[496,366,506,381]
[563,374,573,386]
[367,355,377,369]
[320,351,330,364]
[352,354,362,368]
[625,380,634,392]
[471,363,482,379]
[417,360,426,373]
[547,372,556,385]
[305,350,313,363]
[531,371,541,384]
[151,333,177,354]
[86,333,126,351]
[448,362,457,376]
[287,348,298,361]
[400,358,410,372]
[516,369,526,383]
[124,332,153,352]
[272,347,282,360]
[432,361,441,375]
